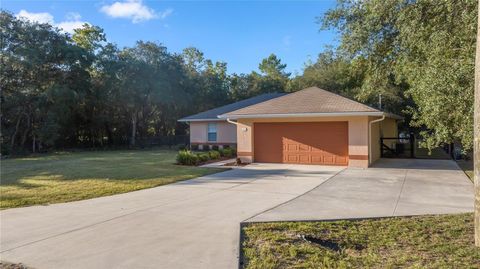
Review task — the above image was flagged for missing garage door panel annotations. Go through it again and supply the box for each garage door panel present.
[298,144,310,151]
[254,122,348,166]
[299,155,310,163]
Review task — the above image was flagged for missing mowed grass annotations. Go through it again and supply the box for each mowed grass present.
[242,213,480,269]
[0,149,224,209]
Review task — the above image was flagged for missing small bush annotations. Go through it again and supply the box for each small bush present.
[190,144,199,151]
[208,150,221,159]
[197,153,210,162]
[219,147,236,158]
[176,150,199,165]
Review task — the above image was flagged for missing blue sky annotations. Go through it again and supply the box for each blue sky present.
[3,0,338,75]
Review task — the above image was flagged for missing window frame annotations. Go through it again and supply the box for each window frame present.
[207,123,217,142]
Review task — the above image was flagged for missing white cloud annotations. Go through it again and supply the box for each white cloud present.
[100,0,156,23]
[66,12,82,21]
[159,8,173,19]
[57,12,89,33]
[16,10,54,24]
[57,20,88,34]
[15,10,88,34]
[100,0,172,23]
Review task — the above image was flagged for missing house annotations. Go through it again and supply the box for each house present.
[178,93,286,150]
[179,87,402,168]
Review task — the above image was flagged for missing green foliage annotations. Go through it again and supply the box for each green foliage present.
[219,147,236,158]
[176,150,199,165]
[0,11,236,153]
[287,49,363,97]
[321,0,477,149]
[197,153,210,162]
[208,150,221,160]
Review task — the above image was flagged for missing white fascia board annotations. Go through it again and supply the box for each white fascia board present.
[217,112,386,119]
[177,118,227,122]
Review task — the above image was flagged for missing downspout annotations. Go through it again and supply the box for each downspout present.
[226,118,238,126]
[368,115,386,166]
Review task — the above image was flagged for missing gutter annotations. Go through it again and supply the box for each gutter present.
[226,118,238,126]
[368,115,386,165]
[218,111,403,120]
[177,118,226,122]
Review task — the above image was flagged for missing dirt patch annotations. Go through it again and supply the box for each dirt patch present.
[0,262,33,269]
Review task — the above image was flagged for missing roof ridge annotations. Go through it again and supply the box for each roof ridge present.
[305,87,381,112]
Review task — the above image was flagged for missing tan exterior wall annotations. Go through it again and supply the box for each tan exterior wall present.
[236,116,371,168]
[189,121,236,145]
[369,117,399,165]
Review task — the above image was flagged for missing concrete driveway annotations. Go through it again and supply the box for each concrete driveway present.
[0,159,473,269]
[249,159,474,222]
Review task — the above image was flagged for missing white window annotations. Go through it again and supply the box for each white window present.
[207,123,217,142]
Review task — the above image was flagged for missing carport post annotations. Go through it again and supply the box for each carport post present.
[410,133,415,158]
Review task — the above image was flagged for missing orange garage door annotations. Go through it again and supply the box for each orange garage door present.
[254,122,348,165]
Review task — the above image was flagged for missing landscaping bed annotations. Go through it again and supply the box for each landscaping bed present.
[241,213,480,268]
[176,147,237,166]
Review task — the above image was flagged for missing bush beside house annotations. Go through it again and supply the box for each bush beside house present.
[176,148,236,165]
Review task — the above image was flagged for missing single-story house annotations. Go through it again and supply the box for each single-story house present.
[179,87,402,168]
[178,93,286,149]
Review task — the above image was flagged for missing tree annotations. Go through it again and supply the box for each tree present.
[1,11,92,153]
[322,0,477,150]
[474,0,480,247]
[287,49,361,96]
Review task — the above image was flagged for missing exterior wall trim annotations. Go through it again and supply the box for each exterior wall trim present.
[237,151,253,156]
[220,112,403,120]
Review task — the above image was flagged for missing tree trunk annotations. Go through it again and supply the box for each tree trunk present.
[130,112,137,147]
[474,0,480,247]
[32,135,36,153]
[9,113,23,153]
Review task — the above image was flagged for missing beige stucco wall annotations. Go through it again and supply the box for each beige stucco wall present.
[189,121,236,144]
[236,116,371,167]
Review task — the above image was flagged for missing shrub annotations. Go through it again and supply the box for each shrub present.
[219,147,236,158]
[212,145,219,150]
[197,153,210,162]
[190,144,199,151]
[208,150,221,159]
[176,150,199,165]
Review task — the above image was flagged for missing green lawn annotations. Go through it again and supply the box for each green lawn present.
[242,213,480,269]
[0,149,223,209]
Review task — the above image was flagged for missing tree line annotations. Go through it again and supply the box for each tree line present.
[1,0,477,155]
[0,11,292,154]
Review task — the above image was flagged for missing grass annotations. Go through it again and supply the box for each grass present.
[242,213,480,269]
[0,149,224,209]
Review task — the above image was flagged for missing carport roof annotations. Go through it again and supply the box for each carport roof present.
[219,87,403,119]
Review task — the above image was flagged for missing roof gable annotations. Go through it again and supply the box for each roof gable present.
[220,87,381,117]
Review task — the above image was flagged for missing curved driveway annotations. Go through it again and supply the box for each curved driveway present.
[0,159,473,268]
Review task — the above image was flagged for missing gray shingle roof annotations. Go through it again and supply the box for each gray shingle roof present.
[178,93,286,122]
[220,87,382,118]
